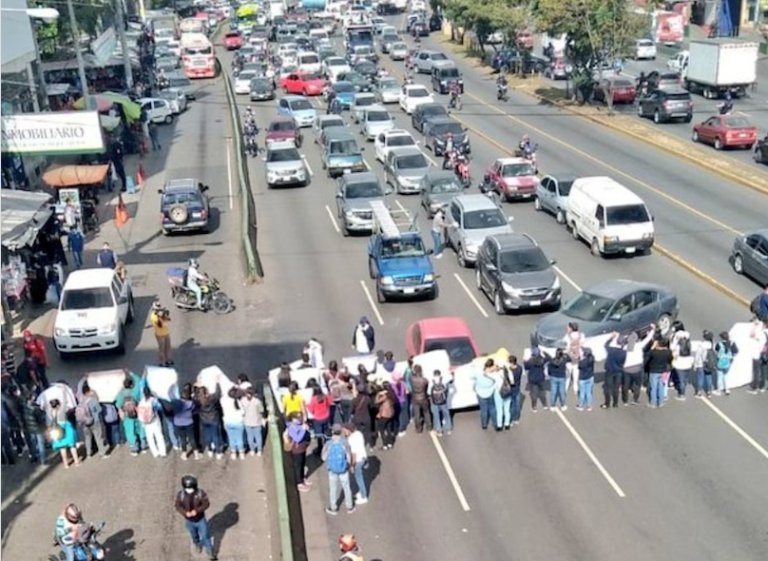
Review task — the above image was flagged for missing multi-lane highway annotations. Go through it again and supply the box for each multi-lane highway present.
[221,14,768,561]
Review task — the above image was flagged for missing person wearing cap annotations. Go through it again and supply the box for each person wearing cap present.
[338,534,363,561]
[96,242,118,269]
[149,302,172,367]
[22,330,49,389]
[602,333,626,409]
[352,317,375,355]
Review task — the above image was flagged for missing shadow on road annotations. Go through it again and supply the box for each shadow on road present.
[209,501,240,553]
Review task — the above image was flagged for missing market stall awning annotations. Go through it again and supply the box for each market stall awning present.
[0,190,55,250]
[42,164,110,188]
[100,92,141,121]
[72,94,115,112]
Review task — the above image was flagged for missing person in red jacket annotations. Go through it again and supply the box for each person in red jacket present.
[22,330,48,388]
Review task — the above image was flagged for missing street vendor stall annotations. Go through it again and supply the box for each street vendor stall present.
[42,164,109,233]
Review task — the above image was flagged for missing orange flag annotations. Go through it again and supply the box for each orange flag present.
[115,194,129,226]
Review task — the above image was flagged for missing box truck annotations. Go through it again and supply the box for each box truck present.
[683,39,758,99]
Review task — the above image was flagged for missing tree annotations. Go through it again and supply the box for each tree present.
[32,0,113,60]
[444,0,529,57]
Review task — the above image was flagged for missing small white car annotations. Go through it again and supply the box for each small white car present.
[282,49,299,67]
[398,84,434,114]
[297,51,322,74]
[234,70,257,94]
[351,92,378,123]
[667,50,689,72]
[157,88,187,114]
[375,129,417,163]
[361,105,394,140]
[634,39,657,60]
[139,97,174,124]
[390,42,408,61]
[323,56,351,81]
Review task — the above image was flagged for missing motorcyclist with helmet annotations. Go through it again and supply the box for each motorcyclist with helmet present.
[449,80,461,109]
[243,115,258,155]
[338,534,363,561]
[54,504,85,561]
[719,91,734,114]
[443,131,456,170]
[496,72,508,101]
[175,475,217,560]
[186,258,208,310]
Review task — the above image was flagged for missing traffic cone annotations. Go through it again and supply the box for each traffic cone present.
[115,194,129,226]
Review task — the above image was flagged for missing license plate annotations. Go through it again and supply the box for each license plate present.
[625,247,636,254]
[403,288,415,295]
[530,300,541,306]
[740,133,747,138]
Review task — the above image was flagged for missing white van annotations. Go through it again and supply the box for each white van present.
[297,51,322,74]
[565,176,654,257]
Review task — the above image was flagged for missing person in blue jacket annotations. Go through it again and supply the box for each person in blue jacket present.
[115,371,147,456]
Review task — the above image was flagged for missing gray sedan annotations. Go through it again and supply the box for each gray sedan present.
[420,169,464,217]
[384,147,432,195]
[731,229,768,286]
[336,172,391,236]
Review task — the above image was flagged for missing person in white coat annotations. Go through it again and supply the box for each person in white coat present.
[670,322,694,400]
[137,387,167,458]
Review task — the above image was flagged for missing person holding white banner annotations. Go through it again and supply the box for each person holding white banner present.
[137,387,167,458]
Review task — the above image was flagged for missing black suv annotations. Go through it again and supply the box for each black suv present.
[637,88,693,124]
[411,102,449,133]
[159,178,211,235]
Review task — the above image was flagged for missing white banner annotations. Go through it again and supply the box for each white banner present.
[1,111,104,155]
[92,27,117,65]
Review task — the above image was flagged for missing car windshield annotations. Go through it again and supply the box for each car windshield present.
[270,121,295,132]
[330,139,359,155]
[612,79,633,88]
[387,135,415,147]
[379,79,399,90]
[499,248,550,274]
[606,204,650,225]
[501,163,535,177]
[383,34,398,42]
[335,82,355,93]
[163,191,202,205]
[396,154,428,169]
[409,88,429,98]
[300,55,319,64]
[463,209,507,229]
[328,58,346,66]
[346,73,366,83]
[356,62,376,73]
[356,96,376,106]
[392,42,406,50]
[637,39,653,46]
[302,73,322,81]
[440,68,460,78]
[321,118,344,129]
[289,99,313,110]
[432,122,463,135]
[238,72,256,81]
[428,178,461,193]
[381,237,426,258]
[367,111,390,122]
[61,287,114,310]
[169,77,191,88]
[251,78,271,88]
[558,179,574,196]
[562,292,614,322]
[355,47,373,55]
[424,337,476,365]
[346,181,382,198]
[725,116,751,128]
[430,53,448,61]
[268,148,301,162]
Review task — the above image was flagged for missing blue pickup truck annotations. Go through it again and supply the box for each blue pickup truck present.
[367,230,438,303]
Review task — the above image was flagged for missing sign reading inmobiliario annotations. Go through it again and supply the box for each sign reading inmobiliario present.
[1,111,104,155]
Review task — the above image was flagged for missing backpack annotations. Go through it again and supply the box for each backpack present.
[137,399,156,424]
[122,394,138,419]
[703,349,718,373]
[103,403,118,424]
[716,343,733,371]
[74,402,93,426]
[326,440,349,474]
[750,295,760,316]
[499,369,513,399]
[678,337,691,357]
[431,381,447,405]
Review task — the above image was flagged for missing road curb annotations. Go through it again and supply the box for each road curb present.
[265,386,295,561]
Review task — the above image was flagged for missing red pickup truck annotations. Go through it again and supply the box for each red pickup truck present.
[480,157,539,202]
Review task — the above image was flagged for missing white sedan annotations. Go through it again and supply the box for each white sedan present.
[361,105,395,140]
[139,98,174,124]
[234,70,257,94]
[634,38,657,60]
[323,56,351,82]
[375,129,417,163]
[398,85,435,114]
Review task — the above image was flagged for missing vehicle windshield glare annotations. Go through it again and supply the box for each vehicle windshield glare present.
[381,237,426,258]
[501,163,535,177]
[409,88,429,98]
[429,178,461,193]
[396,154,428,169]
[335,82,355,93]
[606,204,650,225]
[562,292,614,322]
[270,121,296,132]
[463,209,507,229]
[346,182,382,198]
[433,123,463,136]
[330,139,359,155]
[388,135,415,147]
[268,148,301,162]
[289,99,313,110]
[423,337,476,365]
[61,288,114,310]
[367,111,390,122]
[725,117,751,128]
[499,248,550,274]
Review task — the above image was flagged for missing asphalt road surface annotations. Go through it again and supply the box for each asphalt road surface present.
[220,15,768,561]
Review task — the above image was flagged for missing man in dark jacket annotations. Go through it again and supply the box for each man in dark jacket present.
[409,365,431,433]
[175,475,217,560]
[602,333,627,409]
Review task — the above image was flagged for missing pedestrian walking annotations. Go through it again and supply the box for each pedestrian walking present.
[475,359,498,429]
[148,121,162,150]
[429,370,452,435]
[22,330,49,389]
[410,365,431,432]
[352,317,375,355]
[111,143,128,192]
[150,302,173,366]
[240,387,265,456]
[21,388,47,464]
[564,322,584,396]
[714,331,738,396]
[75,382,108,459]
[343,423,368,504]
[548,349,570,411]
[431,208,445,258]
[196,384,224,459]
[524,348,548,412]
[323,424,355,515]
[222,387,246,460]
[137,387,167,458]
[116,372,147,456]
[576,348,595,411]
[506,355,523,425]
[747,319,768,393]
[671,323,694,400]
[622,330,652,405]
[96,242,118,269]
[351,385,373,448]
[67,229,84,269]
[281,381,307,421]
[173,384,200,460]
[647,337,673,408]
[49,399,80,468]
[175,475,217,560]
[392,371,409,436]
[694,331,716,398]
[602,333,626,409]
[307,386,332,451]
[374,383,396,448]
[284,413,312,491]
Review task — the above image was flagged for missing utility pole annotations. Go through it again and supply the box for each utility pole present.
[66,0,93,109]
[114,0,134,90]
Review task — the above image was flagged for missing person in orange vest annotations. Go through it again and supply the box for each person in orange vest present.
[22,330,49,389]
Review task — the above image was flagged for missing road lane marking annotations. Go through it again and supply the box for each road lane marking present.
[429,431,471,512]
[302,155,314,177]
[453,273,489,318]
[555,409,627,498]
[394,199,409,214]
[553,265,582,292]
[359,280,385,325]
[324,205,340,233]
[701,397,768,461]
[225,137,234,210]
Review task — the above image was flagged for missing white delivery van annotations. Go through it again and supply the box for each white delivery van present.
[565,176,654,257]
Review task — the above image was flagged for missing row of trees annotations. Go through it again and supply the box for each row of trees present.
[437,0,659,98]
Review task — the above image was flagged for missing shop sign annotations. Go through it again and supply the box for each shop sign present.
[1,111,104,155]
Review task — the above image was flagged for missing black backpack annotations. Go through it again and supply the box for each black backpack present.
[679,337,691,357]
[703,349,718,373]
[431,381,447,405]
[499,369,513,399]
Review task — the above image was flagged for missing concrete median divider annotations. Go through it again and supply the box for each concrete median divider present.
[221,60,266,282]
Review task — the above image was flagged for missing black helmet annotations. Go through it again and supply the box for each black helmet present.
[181,475,198,490]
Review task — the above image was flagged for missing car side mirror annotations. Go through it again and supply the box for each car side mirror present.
[486,263,497,272]
[360,146,365,151]
[550,259,557,265]
[336,192,343,198]
[201,185,209,192]
[507,216,514,222]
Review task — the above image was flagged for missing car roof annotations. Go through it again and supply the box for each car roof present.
[383,129,412,137]
[404,84,429,91]
[488,233,537,252]
[365,104,387,113]
[390,146,425,158]
[585,279,671,298]
[324,126,355,139]
[427,117,459,127]
[454,194,501,211]
[268,141,299,151]
[163,178,200,191]
[318,115,345,123]
[354,92,376,99]
[543,172,579,182]
[424,168,457,181]
[64,268,119,290]
[572,177,644,205]
[270,117,295,125]
[340,171,379,185]
[415,317,474,339]
[495,157,529,166]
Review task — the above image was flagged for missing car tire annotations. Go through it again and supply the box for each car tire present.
[692,130,700,143]
[590,238,602,257]
[296,136,303,148]
[714,137,724,150]
[475,269,483,290]
[637,104,644,118]
[533,197,541,211]
[733,253,744,274]
[368,258,376,279]
[457,245,467,268]
[57,349,71,362]
[754,149,764,164]
[126,295,135,324]
[653,110,662,124]
[683,116,692,123]
[427,283,439,301]
[341,221,349,237]
[556,209,566,225]
[376,284,387,303]
[570,221,580,240]
[494,290,506,315]
[164,114,174,125]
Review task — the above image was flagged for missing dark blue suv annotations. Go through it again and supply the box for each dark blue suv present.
[159,178,210,235]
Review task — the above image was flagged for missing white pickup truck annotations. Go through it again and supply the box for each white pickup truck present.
[53,268,135,358]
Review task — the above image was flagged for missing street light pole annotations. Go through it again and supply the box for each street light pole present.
[66,0,93,109]
[113,0,134,90]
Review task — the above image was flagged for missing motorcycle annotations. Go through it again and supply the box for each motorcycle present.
[497,82,508,102]
[515,143,538,173]
[718,101,733,115]
[244,134,258,157]
[55,522,106,561]
[452,153,471,188]
[448,92,462,110]
[166,268,233,314]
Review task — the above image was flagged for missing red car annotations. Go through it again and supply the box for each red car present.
[516,31,534,49]
[266,118,303,147]
[594,77,636,104]
[692,113,758,150]
[283,72,326,96]
[223,32,243,50]
[480,157,539,201]
[405,317,480,367]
